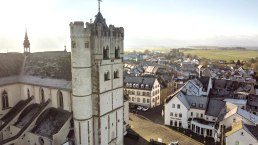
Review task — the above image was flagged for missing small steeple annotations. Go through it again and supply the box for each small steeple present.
[23,29,30,53]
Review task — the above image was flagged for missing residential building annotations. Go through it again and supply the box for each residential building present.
[124,76,161,108]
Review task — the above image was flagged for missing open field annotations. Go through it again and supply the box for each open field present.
[181,49,258,61]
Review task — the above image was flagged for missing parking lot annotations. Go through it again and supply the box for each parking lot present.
[125,106,203,145]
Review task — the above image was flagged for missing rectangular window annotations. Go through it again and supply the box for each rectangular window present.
[170,112,173,116]
[201,113,203,118]
[175,113,178,117]
[147,92,150,96]
[137,91,141,95]
[147,99,150,103]
[170,120,173,126]
[177,104,180,109]
[85,42,89,48]
[143,98,146,103]
[132,97,135,102]
[137,98,140,102]
[191,112,193,116]
[179,113,182,118]
[172,104,175,108]
[201,128,204,135]
[179,121,182,127]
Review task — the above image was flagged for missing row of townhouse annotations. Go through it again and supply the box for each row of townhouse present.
[164,76,258,144]
[124,76,161,108]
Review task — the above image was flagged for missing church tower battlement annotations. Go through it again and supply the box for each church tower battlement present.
[70,2,125,145]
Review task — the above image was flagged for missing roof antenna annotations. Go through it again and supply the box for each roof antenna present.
[98,0,102,12]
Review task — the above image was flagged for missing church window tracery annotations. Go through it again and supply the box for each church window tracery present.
[40,88,45,103]
[57,90,64,109]
[2,90,9,109]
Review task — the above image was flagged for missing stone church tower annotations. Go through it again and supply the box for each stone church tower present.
[70,7,125,145]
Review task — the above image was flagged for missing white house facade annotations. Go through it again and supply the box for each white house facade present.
[124,76,161,108]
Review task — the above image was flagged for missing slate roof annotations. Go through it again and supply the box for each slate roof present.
[23,51,71,80]
[0,51,72,89]
[94,12,107,27]
[0,98,31,122]
[15,104,41,128]
[186,95,208,109]
[244,124,258,141]
[197,76,210,91]
[124,76,157,90]
[206,99,226,117]
[32,107,71,139]
[0,53,24,78]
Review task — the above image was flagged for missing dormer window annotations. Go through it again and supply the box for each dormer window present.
[133,84,136,88]
[104,71,110,81]
[192,103,196,107]
[103,46,109,60]
[141,84,144,88]
[115,46,120,59]
[136,84,139,88]
[145,84,149,89]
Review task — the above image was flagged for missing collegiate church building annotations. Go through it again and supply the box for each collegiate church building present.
[0,10,128,145]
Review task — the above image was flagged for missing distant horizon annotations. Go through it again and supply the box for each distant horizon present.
[0,0,257,52]
[2,45,258,54]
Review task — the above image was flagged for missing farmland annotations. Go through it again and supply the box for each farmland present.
[181,49,258,61]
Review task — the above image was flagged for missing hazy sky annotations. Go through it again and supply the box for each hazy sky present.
[0,0,258,52]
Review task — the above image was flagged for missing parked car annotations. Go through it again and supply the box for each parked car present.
[142,106,149,111]
[137,106,143,110]
[168,141,179,145]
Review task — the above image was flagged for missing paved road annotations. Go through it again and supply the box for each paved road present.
[125,112,203,145]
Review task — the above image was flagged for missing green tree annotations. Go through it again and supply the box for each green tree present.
[229,60,235,64]
[236,60,241,66]
[144,49,151,54]
[252,62,258,71]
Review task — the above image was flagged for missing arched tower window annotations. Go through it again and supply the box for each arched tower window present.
[27,89,30,98]
[40,88,45,103]
[2,90,9,109]
[114,70,119,79]
[71,41,76,48]
[115,46,120,59]
[104,71,110,81]
[57,90,64,109]
[103,46,109,60]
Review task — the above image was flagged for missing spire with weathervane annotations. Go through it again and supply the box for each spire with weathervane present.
[23,29,30,53]
[94,0,107,27]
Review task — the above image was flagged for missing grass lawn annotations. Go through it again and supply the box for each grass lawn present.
[181,49,258,61]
